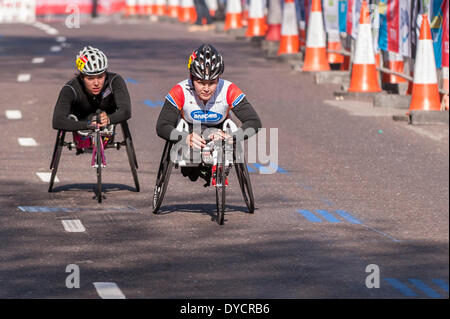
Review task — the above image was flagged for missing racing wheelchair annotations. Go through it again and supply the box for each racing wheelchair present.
[48,111,140,203]
[152,119,255,225]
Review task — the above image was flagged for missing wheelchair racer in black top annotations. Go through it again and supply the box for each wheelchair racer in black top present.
[156,44,262,185]
[52,46,131,135]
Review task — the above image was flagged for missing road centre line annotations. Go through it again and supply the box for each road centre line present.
[6,110,22,119]
[18,137,37,146]
[17,74,31,82]
[93,282,126,299]
[61,219,86,232]
[36,172,58,183]
[50,46,61,52]
[32,57,45,64]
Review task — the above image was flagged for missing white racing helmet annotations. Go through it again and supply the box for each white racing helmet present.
[76,46,108,75]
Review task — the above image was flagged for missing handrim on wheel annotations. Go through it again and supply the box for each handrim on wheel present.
[215,140,226,225]
[96,131,102,203]
[152,141,173,214]
[234,146,255,213]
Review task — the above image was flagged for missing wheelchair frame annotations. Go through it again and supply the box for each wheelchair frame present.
[48,121,140,203]
[152,119,255,225]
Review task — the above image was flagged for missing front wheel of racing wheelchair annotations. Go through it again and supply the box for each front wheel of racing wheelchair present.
[48,116,140,203]
[152,119,255,225]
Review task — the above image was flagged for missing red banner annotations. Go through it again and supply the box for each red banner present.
[387,0,399,53]
[443,0,449,68]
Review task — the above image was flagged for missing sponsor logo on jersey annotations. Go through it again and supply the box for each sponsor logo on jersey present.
[190,110,223,123]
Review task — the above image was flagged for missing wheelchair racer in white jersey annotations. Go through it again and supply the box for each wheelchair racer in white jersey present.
[156,44,262,185]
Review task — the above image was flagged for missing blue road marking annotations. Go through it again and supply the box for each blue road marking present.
[144,100,164,107]
[334,210,362,225]
[315,210,341,223]
[19,206,69,213]
[432,279,449,293]
[125,78,138,84]
[18,206,136,212]
[384,278,418,297]
[297,210,323,223]
[252,163,287,174]
[246,164,257,173]
[408,279,442,298]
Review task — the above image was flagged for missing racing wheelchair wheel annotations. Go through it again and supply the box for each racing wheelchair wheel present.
[95,130,103,203]
[121,122,140,192]
[49,130,66,193]
[152,141,173,214]
[234,146,255,214]
[215,140,226,225]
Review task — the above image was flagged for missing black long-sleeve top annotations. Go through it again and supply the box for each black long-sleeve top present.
[52,72,131,131]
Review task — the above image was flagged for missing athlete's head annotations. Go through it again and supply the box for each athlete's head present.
[76,46,108,95]
[188,44,224,101]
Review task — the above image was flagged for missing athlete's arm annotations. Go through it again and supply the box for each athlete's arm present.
[232,97,261,135]
[52,85,90,131]
[156,100,188,142]
[109,75,131,124]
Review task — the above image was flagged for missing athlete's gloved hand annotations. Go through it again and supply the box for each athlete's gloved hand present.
[186,132,206,149]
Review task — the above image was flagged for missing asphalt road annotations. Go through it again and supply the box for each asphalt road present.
[0,16,448,300]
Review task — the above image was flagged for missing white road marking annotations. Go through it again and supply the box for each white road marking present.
[32,57,45,64]
[46,28,58,35]
[62,219,86,232]
[6,110,22,119]
[50,46,61,52]
[36,172,58,183]
[18,137,37,146]
[17,74,31,82]
[93,283,126,299]
[56,36,66,42]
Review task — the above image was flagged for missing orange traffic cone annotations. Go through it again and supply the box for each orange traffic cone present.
[327,30,344,64]
[348,1,381,92]
[302,0,330,71]
[409,14,441,111]
[154,0,167,16]
[277,0,299,55]
[125,0,137,17]
[145,0,155,16]
[382,52,407,83]
[246,0,267,37]
[265,0,282,41]
[206,0,218,17]
[179,0,196,23]
[224,0,243,30]
[167,0,179,18]
[136,0,146,15]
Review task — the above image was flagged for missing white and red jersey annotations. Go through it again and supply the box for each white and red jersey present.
[165,78,245,126]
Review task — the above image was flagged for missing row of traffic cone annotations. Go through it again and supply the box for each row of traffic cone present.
[268,0,443,111]
[126,0,446,112]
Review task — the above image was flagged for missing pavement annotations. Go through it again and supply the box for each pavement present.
[0,17,448,300]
